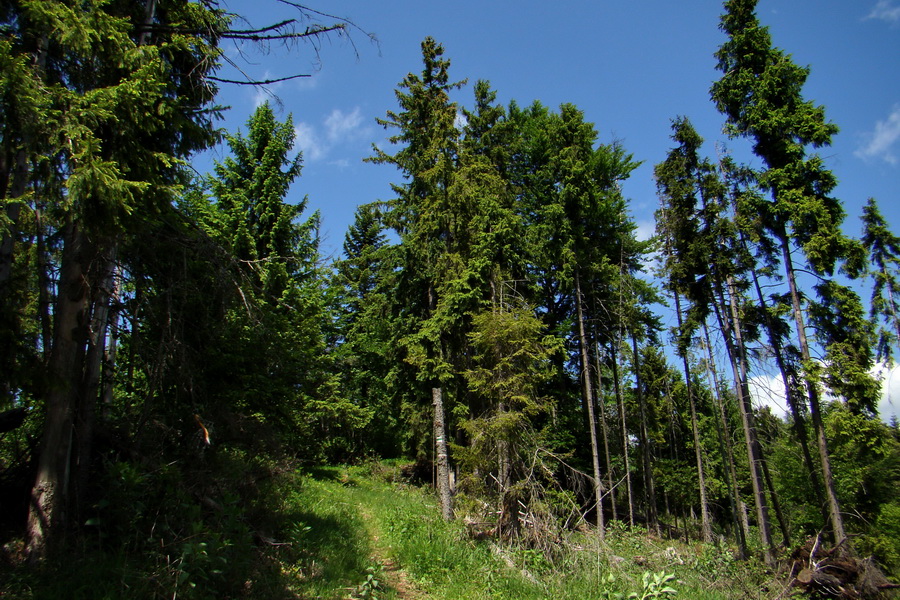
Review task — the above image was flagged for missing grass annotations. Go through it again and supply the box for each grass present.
[0,458,775,599]
[284,462,773,600]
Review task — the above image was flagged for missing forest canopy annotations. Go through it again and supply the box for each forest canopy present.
[1,0,898,597]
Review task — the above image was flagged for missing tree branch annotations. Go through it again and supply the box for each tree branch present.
[206,74,310,85]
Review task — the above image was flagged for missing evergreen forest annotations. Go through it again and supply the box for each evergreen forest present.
[1,0,899,598]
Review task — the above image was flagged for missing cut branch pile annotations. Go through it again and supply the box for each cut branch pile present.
[790,536,899,599]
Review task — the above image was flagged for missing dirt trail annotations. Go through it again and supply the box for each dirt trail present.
[357,504,428,600]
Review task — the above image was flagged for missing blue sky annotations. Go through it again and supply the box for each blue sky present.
[202,0,900,419]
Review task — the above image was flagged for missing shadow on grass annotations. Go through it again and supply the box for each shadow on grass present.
[0,469,374,600]
[303,465,344,482]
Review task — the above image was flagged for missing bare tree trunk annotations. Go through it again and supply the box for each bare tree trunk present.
[673,289,713,542]
[26,220,93,561]
[594,337,616,522]
[760,453,790,547]
[610,340,633,527]
[35,207,53,362]
[719,274,776,565]
[777,230,846,546]
[702,321,748,559]
[631,333,658,536]
[101,265,122,417]
[433,387,453,521]
[742,231,826,521]
[575,271,604,538]
[73,243,117,522]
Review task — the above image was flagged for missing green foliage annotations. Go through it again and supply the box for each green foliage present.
[630,571,679,599]
[826,405,900,526]
[332,205,401,456]
[353,565,384,599]
[809,281,880,414]
[860,197,900,364]
[157,102,361,460]
[862,502,900,575]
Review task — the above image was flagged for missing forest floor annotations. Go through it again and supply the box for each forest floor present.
[0,460,791,600]
[268,462,778,600]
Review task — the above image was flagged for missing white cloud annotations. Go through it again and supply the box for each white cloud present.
[855,104,900,165]
[293,122,326,161]
[247,74,318,110]
[251,86,274,110]
[866,0,900,22]
[635,219,656,242]
[747,364,900,424]
[748,374,788,415]
[293,76,319,92]
[249,73,281,109]
[294,106,371,163]
[873,363,900,423]
[324,107,365,143]
[454,111,468,131]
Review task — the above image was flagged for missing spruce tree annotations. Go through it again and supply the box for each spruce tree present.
[368,37,465,519]
[18,0,225,559]
[333,204,399,455]
[861,198,900,365]
[710,0,876,546]
[203,103,356,457]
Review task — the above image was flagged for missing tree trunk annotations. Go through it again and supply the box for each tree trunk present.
[743,230,826,520]
[702,321,748,559]
[594,337,616,522]
[73,243,117,522]
[26,220,93,561]
[720,274,776,565]
[0,148,29,401]
[673,290,713,542]
[35,208,53,362]
[0,149,28,294]
[433,386,453,521]
[882,262,900,347]
[777,229,846,546]
[760,452,791,547]
[610,340,634,527]
[631,333,658,536]
[101,264,122,417]
[575,271,604,538]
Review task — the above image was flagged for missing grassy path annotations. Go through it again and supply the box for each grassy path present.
[0,461,775,600]
[292,465,546,599]
[281,464,772,600]
[356,502,426,600]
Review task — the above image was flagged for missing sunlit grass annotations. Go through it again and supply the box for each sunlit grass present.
[0,460,773,600]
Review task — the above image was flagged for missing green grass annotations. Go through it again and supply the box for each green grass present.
[0,459,774,599]
[293,463,772,600]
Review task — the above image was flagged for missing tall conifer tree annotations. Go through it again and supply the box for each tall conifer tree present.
[710,0,877,546]
[369,37,465,520]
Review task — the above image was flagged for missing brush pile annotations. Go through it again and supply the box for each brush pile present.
[790,536,899,599]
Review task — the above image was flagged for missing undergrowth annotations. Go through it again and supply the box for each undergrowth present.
[0,458,776,599]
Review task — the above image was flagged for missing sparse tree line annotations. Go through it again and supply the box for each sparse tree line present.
[1,0,898,584]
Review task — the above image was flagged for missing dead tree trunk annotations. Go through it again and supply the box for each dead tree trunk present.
[433,387,453,521]
[718,274,776,566]
[632,333,658,536]
[777,229,846,547]
[673,289,713,542]
[702,321,748,559]
[575,271,604,538]
[594,336,616,522]
[610,340,633,527]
